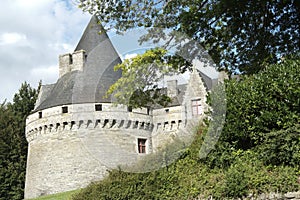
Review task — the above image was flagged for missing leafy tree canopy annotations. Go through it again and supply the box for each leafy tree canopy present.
[78,0,300,74]
[106,48,190,108]
[205,57,300,168]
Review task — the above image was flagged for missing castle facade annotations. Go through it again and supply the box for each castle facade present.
[24,16,220,199]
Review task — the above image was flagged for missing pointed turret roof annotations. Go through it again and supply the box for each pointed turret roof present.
[34,16,122,111]
[75,16,109,55]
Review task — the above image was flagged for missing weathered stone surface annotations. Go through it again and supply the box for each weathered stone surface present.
[24,16,218,199]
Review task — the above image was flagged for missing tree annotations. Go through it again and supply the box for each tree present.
[0,82,39,200]
[106,48,190,108]
[12,81,40,118]
[205,57,300,168]
[78,0,300,74]
[222,57,299,147]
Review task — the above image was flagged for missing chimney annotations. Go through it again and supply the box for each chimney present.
[71,50,86,72]
[167,80,178,98]
[58,50,86,78]
[58,53,72,78]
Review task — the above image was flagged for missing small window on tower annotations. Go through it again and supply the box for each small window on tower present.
[38,111,42,119]
[127,106,132,112]
[95,104,102,111]
[69,54,73,64]
[137,138,147,154]
[62,106,68,113]
[147,107,151,115]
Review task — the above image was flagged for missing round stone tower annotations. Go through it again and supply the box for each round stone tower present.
[24,16,219,199]
[24,16,154,199]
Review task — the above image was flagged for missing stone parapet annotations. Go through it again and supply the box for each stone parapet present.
[26,103,153,143]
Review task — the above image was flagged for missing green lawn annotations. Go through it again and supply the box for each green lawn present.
[30,189,80,200]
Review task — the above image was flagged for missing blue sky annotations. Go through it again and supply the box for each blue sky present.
[0,0,218,103]
[0,0,91,102]
[0,0,150,102]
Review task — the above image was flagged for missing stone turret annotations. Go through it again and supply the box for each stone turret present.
[167,80,178,98]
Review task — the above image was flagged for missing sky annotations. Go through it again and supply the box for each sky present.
[0,0,93,102]
[0,0,218,103]
[0,0,156,103]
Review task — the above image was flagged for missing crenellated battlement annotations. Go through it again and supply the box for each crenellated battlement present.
[26,103,155,142]
[26,102,187,143]
[26,118,154,143]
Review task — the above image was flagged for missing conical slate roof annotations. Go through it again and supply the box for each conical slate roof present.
[34,16,122,111]
[75,15,108,55]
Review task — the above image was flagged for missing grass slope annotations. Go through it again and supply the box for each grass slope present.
[71,127,300,200]
[30,190,80,200]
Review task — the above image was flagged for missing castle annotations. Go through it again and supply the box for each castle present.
[24,16,221,199]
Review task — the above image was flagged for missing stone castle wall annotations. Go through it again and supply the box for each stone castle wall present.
[25,103,156,199]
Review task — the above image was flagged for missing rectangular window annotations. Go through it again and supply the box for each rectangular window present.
[138,138,147,154]
[38,111,42,119]
[69,54,73,64]
[62,106,68,113]
[147,107,151,115]
[192,99,202,116]
[95,104,102,111]
[127,106,132,112]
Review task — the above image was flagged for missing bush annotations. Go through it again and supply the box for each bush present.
[222,58,299,149]
[205,58,300,169]
[257,125,300,167]
[72,58,300,199]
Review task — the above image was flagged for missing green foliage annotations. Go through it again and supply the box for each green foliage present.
[257,125,300,167]
[78,0,299,74]
[30,189,80,200]
[205,58,299,169]
[0,82,39,200]
[222,150,300,198]
[106,48,191,108]
[72,127,300,200]
[0,103,25,200]
[12,81,40,118]
[222,58,299,149]
[71,58,300,199]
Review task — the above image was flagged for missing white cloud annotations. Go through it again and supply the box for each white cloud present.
[0,33,28,45]
[0,0,157,103]
[123,53,138,60]
[28,65,58,90]
[0,0,90,102]
[30,65,58,80]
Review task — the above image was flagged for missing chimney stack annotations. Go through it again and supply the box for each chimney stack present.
[58,50,86,78]
[167,80,178,98]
